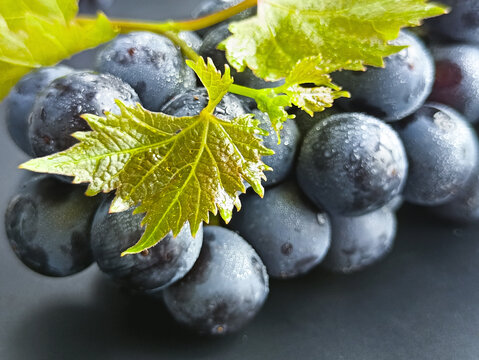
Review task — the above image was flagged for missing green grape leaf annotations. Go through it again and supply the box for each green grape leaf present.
[245,56,349,135]
[0,0,116,100]
[20,57,273,255]
[221,0,447,81]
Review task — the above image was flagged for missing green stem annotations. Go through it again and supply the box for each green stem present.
[228,83,262,99]
[76,0,257,32]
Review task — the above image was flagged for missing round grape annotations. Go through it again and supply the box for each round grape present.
[5,174,101,277]
[96,32,196,111]
[429,44,479,124]
[333,30,435,121]
[29,71,139,157]
[322,207,396,273]
[394,103,479,206]
[5,65,74,155]
[163,226,269,335]
[91,196,203,293]
[229,181,331,279]
[297,113,408,216]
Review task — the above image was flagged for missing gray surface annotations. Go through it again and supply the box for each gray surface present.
[2,1,479,359]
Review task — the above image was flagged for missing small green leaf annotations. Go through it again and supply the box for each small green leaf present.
[21,57,273,255]
[222,0,447,81]
[0,0,117,99]
[242,56,349,136]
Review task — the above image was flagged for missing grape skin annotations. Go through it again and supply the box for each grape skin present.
[332,31,435,122]
[5,66,74,156]
[426,0,479,44]
[252,109,300,186]
[395,103,479,206]
[229,181,331,279]
[428,44,479,124]
[29,71,139,157]
[5,175,101,277]
[322,207,396,274]
[96,32,197,112]
[163,226,269,335]
[431,168,479,223]
[91,196,203,293]
[297,113,408,216]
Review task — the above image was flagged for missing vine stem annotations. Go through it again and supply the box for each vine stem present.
[76,0,257,33]
[77,0,263,101]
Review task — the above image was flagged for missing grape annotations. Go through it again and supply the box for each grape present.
[4,174,101,277]
[332,31,435,121]
[161,88,246,119]
[163,226,269,335]
[192,0,256,37]
[78,0,115,14]
[322,207,396,273]
[294,107,339,137]
[4,65,74,155]
[199,24,284,90]
[253,110,300,186]
[426,0,479,44]
[28,71,139,157]
[229,181,331,279]
[431,168,479,223]
[428,44,479,124]
[394,103,478,206]
[297,113,408,216]
[95,32,196,111]
[91,196,203,293]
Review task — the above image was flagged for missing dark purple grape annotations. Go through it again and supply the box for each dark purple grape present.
[322,207,396,273]
[426,0,479,44]
[29,71,139,157]
[5,174,101,277]
[96,32,196,111]
[163,226,269,335]
[229,181,331,279]
[428,44,479,124]
[253,110,300,186]
[91,196,203,293]
[332,31,435,121]
[5,66,74,155]
[297,113,408,216]
[394,103,478,206]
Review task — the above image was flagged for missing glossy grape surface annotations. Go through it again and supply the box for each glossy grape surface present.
[322,207,396,273]
[229,181,331,278]
[163,226,269,335]
[395,103,478,206]
[91,196,203,293]
[429,44,479,124]
[297,113,408,216]
[96,32,196,111]
[5,65,74,155]
[333,31,435,121]
[5,175,101,277]
[29,71,139,157]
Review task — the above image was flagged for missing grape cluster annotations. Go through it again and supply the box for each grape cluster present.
[4,0,479,336]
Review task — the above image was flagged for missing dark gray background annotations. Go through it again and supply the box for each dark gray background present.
[1,1,479,359]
